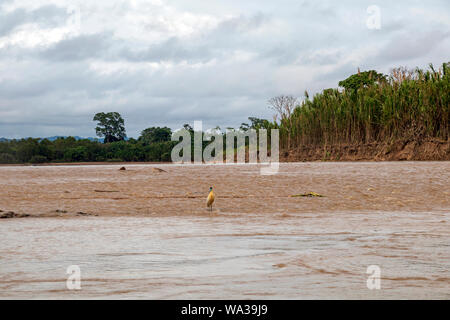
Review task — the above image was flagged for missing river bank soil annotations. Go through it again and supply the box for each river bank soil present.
[282,139,450,162]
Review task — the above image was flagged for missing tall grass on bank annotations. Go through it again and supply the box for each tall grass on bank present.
[277,63,449,149]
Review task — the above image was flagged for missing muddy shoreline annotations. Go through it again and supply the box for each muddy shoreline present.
[0,162,449,219]
[0,161,173,167]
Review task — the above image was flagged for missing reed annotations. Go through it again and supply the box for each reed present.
[277,63,449,149]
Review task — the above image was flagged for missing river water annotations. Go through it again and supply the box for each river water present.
[0,162,449,299]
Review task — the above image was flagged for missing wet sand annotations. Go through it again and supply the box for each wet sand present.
[0,162,449,299]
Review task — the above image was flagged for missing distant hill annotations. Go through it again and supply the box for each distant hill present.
[44,136,104,142]
[0,136,104,142]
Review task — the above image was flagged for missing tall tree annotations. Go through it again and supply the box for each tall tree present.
[338,70,387,91]
[93,112,126,143]
[248,117,272,130]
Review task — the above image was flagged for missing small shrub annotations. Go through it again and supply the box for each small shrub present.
[29,155,48,164]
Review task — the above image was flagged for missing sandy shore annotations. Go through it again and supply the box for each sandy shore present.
[0,162,449,218]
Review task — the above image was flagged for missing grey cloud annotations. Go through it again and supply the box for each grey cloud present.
[297,0,338,19]
[120,13,271,63]
[376,30,450,63]
[39,32,113,61]
[0,54,275,138]
[0,1,449,138]
[0,5,69,37]
[297,49,344,66]
[214,12,269,34]
[0,8,27,36]
[120,37,213,63]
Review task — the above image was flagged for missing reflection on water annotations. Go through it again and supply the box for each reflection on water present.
[1,211,449,299]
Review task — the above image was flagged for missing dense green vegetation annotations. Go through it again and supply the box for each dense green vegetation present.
[275,63,449,149]
[0,118,272,164]
[0,135,175,163]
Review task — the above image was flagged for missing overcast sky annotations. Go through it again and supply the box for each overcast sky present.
[0,0,449,138]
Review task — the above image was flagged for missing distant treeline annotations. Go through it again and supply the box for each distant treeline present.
[0,119,273,164]
[0,136,175,164]
[273,62,449,149]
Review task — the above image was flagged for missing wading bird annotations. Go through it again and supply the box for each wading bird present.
[206,187,215,212]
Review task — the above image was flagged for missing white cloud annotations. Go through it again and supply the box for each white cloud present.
[0,0,449,138]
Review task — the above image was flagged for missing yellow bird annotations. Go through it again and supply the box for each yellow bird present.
[206,187,215,212]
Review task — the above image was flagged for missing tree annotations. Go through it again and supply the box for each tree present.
[30,155,48,164]
[93,112,126,143]
[338,70,386,91]
[248,117,272,130]
[239,123,250,131]
[64,146,89,162]
[0,153,16,164]
[268,95,298,148]
[139,127,172,145]
[16,138,40,162]
[268,95,298,122]
[183,124,193,132]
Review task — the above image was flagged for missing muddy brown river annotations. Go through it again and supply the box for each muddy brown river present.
[0,162,449,299]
